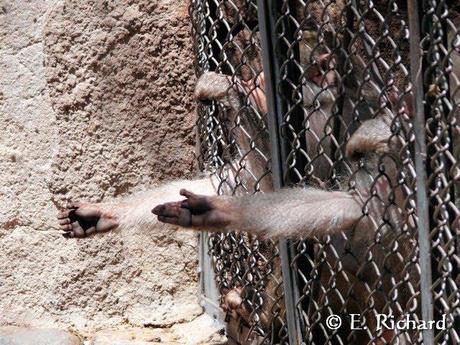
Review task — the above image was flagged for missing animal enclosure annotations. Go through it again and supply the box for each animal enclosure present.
[190,0,460,344]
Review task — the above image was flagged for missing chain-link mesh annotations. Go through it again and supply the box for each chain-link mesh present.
[271,1,422,343]
[190,1,288,343]
[419,1,460,343]
[190,0,460,344]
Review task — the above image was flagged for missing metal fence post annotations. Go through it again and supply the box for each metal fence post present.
[257,1,304,344]
[407,1,435,344]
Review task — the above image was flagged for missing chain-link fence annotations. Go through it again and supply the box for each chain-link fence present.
[190,0,460,344]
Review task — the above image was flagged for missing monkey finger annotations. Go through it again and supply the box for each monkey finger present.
[152,204,165,215]
[57,211,70,220]
[59,223,72,231]
[158,215,179,225]
[177,208,192,227]
[66,202,81,210]
[71,222,86,238]
[179,189,197,198]
[152,202,181,217]
[183,196,213,213]
[59,218,71,226]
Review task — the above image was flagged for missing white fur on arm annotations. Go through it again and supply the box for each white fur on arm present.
[106,177,216,231]
[227,188,363,239]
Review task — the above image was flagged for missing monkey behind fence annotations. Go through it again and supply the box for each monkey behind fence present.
[58,63,416,345]
[55,2,460,343]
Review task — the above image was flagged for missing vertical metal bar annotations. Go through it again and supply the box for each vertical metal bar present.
[257,1,303,344]
[190,0,225,326]
[256,3,283,189]
[199,232,225,322]
[407,1,435,344]
[257,0,298,341]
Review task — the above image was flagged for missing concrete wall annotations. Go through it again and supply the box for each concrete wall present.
[0,0,201,337]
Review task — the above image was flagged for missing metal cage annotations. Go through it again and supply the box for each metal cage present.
[190,0,460,344]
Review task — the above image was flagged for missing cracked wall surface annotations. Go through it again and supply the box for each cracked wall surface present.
[0,0,201,336]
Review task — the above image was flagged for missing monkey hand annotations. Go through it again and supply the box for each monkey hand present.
[58,203,119,238]
[152,189,233,230]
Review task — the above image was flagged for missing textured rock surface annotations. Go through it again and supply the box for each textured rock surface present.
[89,314,226,345]
[0,327,81,345]
[0,0,201,337]
[90,328,173,345]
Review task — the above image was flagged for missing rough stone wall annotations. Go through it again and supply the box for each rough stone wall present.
[0,0,201,337]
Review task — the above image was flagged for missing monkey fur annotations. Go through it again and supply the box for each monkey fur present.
[56,13,452,345]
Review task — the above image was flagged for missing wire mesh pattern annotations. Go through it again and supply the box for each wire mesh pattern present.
[190,1,288,344]
[272,1,421,343]
[419,2,460,343]
[190,0,460,344]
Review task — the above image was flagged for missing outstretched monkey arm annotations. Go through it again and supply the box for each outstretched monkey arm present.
[152,188,363,239]
[58,178,215,238]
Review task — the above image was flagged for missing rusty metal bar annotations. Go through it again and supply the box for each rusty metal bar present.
[407,0,435,344]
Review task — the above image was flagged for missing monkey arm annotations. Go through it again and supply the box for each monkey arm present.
[115,178,216,229]
[152,188,363,239]
[58,177,215,238]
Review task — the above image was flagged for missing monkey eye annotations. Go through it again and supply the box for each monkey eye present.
[350,150,365,162]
